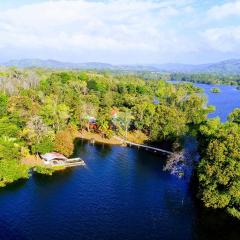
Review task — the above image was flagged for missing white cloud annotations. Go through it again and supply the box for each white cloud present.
[0,0,239,63]
[202,26,240,52]
[0,0,199,63]
[207,1,240,20]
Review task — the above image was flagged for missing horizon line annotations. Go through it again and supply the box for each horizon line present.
[1,57,240,66]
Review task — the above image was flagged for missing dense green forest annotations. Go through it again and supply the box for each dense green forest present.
[170,72,240,85]
[0,67,239,219]
[198,113,240,219]
[112,71,240,86]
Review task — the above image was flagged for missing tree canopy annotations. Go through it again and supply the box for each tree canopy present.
[198,117,240,219]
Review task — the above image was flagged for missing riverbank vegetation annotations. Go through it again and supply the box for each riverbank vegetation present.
[170,72,240,86]
[0,68,211,184]
[0,67,239,220]
[211,87,221,93]
[118,71,240,86]
[34,165,65,176]
[197,112,240,219]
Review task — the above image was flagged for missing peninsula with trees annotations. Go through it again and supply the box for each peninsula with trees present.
[0,66,239,220]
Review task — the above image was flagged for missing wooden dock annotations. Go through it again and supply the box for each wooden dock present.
[41,152,86,168]
[114,136,173,155]
[64,157,86,167]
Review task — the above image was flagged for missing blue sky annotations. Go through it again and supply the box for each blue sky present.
[0,0,240,64]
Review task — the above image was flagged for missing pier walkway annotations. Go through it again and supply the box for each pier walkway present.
[114,136,173,155]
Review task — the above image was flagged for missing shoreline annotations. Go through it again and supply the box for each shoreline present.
[78,130,123,145]
[77,130,149,146]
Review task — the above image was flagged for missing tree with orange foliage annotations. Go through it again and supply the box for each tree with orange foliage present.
[54,128,75,157]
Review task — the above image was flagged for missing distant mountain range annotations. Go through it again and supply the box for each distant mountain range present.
[2,59,115,70]
[1,58,240,74]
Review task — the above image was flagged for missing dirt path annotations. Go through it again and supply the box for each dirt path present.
[21,155,44,167]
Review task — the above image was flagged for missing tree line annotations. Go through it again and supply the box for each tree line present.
[170,72,240,86]
[0,68,239,220]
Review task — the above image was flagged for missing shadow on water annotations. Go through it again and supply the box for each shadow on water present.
[0,139,239,240]
[74,137,113,158]
[0,178,28,194]
[32,168,74,187]
[193,204,240,240]
[135,148,167,171]
[94,142,113,158]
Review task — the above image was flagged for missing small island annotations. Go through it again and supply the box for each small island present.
[211,87,221,93]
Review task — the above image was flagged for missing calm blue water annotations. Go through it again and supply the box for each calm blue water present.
[0,141,239,240]
[0,83,240,240]
[171,81,240,121]
[195,83,240,121]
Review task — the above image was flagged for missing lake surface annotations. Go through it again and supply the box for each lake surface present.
[171,81,240,121]
[0,83,240,240]
[193,83,240,121]
[0,140,239,240]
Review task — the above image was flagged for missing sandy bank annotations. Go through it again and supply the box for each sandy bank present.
[78,130,123,145]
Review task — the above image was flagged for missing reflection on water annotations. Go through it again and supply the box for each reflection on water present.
[0,178,28,195]
[0,140,239,240]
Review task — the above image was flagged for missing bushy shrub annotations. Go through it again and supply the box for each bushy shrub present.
[0,136,21,161]
[0,160,30,187]
[198,119,240,219]
[0,117,19,137]
[54,129,75,157]
[34,165,65,176]
[32,136,54,154]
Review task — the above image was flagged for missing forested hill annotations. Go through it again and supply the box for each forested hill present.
[153,59,240,74]
[2,59,115,70]
[1,58,240,74]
